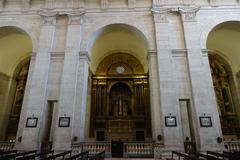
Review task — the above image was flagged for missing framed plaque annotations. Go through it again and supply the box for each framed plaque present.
[199,116,212,127]
[165,116,177,127]
[26,117,38,128]
[58,117,70,127]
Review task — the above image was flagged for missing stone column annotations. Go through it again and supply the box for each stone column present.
[152,8,183,151]
[53,13,86,151]
[16,14,56,150]
[148,51,163,142]
[179,7,223,151]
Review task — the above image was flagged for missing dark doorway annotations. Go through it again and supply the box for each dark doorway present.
[111,140,123,157]
[96,131,105,141]
[136,131,145,141]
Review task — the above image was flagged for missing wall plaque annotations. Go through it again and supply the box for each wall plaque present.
[26,117,38,128]
[58,117,70,127]
[165,116,177,127]
[199,116,212,127]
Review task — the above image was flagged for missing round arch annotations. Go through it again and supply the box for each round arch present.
[0,26,33,77]
[86,23,149,73]
[201,19,240,49]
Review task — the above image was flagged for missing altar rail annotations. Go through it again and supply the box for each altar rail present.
[72,142,154,157]
[224,141,240,152]
[72,142,111,156]
[0,141,15,151]
[124,142,154,158]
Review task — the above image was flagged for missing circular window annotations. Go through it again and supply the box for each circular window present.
[116,66,125,74]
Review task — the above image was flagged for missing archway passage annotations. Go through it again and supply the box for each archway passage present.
[0,26,32,141]
[207,21,240,140]
[90,53,152,141]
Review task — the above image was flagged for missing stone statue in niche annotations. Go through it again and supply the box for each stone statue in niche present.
[113,95,131,117]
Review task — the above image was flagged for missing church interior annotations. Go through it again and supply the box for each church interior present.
[0,0,239,159]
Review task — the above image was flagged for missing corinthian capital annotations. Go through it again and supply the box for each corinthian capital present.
[39,11,57,25]
[151,7,171,23]
[179,6,200,22]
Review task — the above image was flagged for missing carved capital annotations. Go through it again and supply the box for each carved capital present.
[179,6,200,22]
[100,0,108,9]
[39,11,57,25]
[68,14,84,25]
[151,8,171,23]
[21,0,31,10]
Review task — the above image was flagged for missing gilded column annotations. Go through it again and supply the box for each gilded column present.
[179,6,223,151]
[16,13,56,150]
[53,12,86,151]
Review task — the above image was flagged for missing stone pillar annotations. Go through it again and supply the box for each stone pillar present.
[179,7,223,151]
[16,14,56,150]
[53,13,86,151]
[148,51,163,142]
[152,8,183,151]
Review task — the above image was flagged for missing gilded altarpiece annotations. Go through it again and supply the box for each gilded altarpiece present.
[6,61,30,141]
[209,55,239,138]
[90,53,152,141]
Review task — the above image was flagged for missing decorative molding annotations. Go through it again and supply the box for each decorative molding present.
[128,0,135,9]
[21,0,31,10]
[179,6,200,22]
[151,8,171,23]
[172,49,187,57]
[79,51,90,62]
[100,0,108,10]
[201,49,210,57]
[51,52,65,60]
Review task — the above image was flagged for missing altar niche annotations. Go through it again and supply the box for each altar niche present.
[90,53,152,142]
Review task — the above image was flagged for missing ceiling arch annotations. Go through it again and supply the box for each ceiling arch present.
[0,26,32,77]
[88,24,148,74]
[207,21,240,72]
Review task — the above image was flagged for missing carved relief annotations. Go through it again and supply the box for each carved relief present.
[96,53,144,75]
[40,13,57,25]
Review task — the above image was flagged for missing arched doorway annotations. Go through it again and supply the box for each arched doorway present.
[0,26,32,142]
[88,24,152,142]
[207,21,240,140]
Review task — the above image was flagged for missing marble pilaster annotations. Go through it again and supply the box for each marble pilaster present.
[53,13,85,151]
[153,8,183,150]
[179,7,223,151]
[16,14,56,150]
[148,51,163,142]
